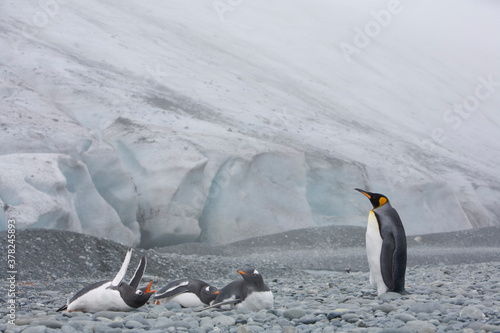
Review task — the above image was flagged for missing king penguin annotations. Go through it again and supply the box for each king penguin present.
[154,278,219,308]
[199,269,273,311]
[56,248,156,313]
[355,188,408,295]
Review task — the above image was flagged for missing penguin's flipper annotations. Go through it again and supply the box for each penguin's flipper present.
[56,304,67,312]
[129,256,147,289]
[154,279,190,299]
[112,248,133,287]
[380,232,396,291]
[196,298,240,312]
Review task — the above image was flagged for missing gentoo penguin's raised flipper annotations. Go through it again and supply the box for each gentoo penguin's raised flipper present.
[111,248,133,287]
[129,256,147,289]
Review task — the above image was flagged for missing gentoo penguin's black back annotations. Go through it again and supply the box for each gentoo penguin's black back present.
[154,278,219,307]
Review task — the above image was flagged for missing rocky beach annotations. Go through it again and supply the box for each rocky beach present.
[1,226,499,332]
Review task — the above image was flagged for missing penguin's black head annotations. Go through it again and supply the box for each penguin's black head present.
[122,280,156,308]
[355,188,389,209]
[200,285,219,304]
[238,268,264,285]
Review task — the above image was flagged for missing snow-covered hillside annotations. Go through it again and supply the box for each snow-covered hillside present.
[1,0,499,247]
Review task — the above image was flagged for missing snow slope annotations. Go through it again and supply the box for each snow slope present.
[1,0,499,246]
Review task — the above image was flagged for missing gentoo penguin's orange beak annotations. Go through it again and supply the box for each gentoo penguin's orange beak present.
[237,270,247,275]
[154,300,160,305]
[145,281,156,294]
[214,291,220,294]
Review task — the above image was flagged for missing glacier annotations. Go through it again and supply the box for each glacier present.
[1,0,499,247]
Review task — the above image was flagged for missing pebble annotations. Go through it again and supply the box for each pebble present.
[372,304,397,314]
[402,320,437,333]
[283,308,306,320]
[459,306,485,319]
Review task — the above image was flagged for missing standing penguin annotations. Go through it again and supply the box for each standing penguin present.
[154,278,219,307]
[56,248,156,312]
[355,188,408,295]
[200,269,273,311]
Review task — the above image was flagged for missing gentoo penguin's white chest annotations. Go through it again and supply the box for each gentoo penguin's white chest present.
[365,210,387,294]
[160,293,205,308]
[237,291,274,311]
[67,282,132,313]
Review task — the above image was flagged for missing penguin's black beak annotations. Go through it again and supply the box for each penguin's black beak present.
[355,188,371,199]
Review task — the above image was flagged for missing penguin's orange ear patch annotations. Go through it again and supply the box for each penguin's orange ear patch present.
[379,197,387,207]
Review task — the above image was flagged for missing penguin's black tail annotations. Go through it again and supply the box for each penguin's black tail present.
[56,304,67,312]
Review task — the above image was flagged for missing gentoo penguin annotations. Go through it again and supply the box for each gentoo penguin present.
[200,269,273,311]
[153,278,219,307]
[56,248,156,312]
[355,188,408,295]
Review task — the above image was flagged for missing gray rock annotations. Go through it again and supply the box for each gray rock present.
[153,317,174,329]
[409,301,445,314]
[379,292,403,301]
[32,320,63,329]
[107,321,124,329]
[60,325,79,333]
[283,308,306,320]
[373,304,397,313]
[200,317,215,329]
[171,320,192,329]
[244,325,265,332]
[480,324,500,332]
[164,302,182,310]
[342,313,360,323]
[459,306,485,319]
[401,320,437,333]
[395,313,418,323]
[299,315,317,324]
[92,311,125,321]
[213,315,236,327]
[124,320,144,329]
[105,329,123,333]
[19,326,47,333]
[237,326,252,333]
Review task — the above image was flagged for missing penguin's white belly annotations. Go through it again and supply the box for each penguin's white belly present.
[366,211,388,295]
[158,293,204,308]
[237,291,274,311]
[67,282,133,312]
